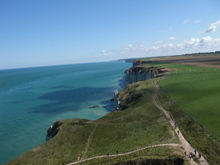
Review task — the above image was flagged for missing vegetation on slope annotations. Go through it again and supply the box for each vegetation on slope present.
[121,59,220,165]
[134,58,220,164]
[5,79,185,165]
[79,147,185,165]
[138,60,220,139]
[157,84,220,165]
[5,119,95,165]
[8,55,220,164]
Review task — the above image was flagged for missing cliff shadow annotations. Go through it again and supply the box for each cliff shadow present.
[99,99,115,112]
[118,75,126,89]
[30,86,115,116]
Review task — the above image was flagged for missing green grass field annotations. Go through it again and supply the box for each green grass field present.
[143,61,220,139]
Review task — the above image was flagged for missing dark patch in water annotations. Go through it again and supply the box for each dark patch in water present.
[51,85,73,89]
[31,87,115,115]
[11,100,24,104]
[100,100,114,112]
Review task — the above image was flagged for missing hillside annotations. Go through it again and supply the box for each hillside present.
[5,77,188,165]
[5,54,220,165]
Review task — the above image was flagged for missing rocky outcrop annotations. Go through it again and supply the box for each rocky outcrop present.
[46,121,61,141]
[114,63,166,110]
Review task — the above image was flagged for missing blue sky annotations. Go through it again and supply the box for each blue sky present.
[1,0,220,69]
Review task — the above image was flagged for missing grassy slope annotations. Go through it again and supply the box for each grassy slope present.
[5,119,95,165]
[140,60,220,138]
[5,79,185,165]
[157,84,220,165]
[80,147,186,165]
[82,80,181,161]
[136,59,220,164]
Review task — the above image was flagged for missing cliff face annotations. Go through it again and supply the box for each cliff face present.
[114,62,167,111]
[114,90,122,111]
[124,66,155,86]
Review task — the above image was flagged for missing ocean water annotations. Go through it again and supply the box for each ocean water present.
[0,61,131,164]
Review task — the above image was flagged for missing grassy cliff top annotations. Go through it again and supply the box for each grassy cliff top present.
[5,77,185,165]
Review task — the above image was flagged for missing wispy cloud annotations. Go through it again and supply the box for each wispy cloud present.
[194,20,201,23]
[205,20,220,33]
[152,40,163,45]
[101,50,107,55]
[183,19,190,24]
[99,36,220,60]
[168,37,176,40]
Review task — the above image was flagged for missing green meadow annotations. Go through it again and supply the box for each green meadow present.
[145,61,220,139]
[6,79,184,165]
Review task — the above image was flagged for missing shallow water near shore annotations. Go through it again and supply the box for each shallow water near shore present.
[0,61,131,164]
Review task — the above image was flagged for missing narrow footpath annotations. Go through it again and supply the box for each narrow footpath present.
[152,81,209,165]
[80,124,98,160]
[67,81,209,165]
[67,143,181,165]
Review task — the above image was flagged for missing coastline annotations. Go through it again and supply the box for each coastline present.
[1,61,131,165]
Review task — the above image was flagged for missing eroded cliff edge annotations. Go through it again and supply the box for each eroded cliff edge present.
[124,65,167,86]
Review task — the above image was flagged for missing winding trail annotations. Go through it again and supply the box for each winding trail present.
[152,81,209,165]
[67,143,181,165]
[67,81,209,165]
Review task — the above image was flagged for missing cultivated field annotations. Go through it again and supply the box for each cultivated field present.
[151,54,220,69]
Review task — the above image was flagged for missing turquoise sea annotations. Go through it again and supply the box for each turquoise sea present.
[0,61,131,164]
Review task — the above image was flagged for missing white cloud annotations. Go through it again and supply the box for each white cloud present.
[101,50,107,56]
[168,37,176,40]
[205,20,220,33]
[153,40,163,44]
[194,20,201,23]
[99,36,220,60]
[206,26,217,33]
[211,20,220,27]
[183,19,190,24]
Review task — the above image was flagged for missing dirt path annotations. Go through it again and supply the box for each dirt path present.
[152,81,209,165]
[80,124,98,160]
[67,143,181,165]
[67,82,209,165]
